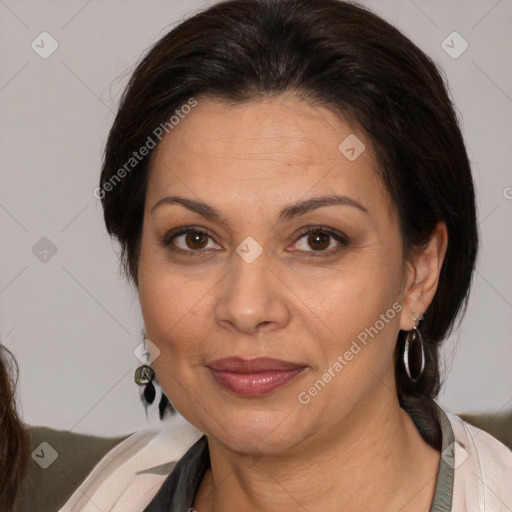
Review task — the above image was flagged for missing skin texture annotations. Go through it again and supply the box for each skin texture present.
[137,92,448,511]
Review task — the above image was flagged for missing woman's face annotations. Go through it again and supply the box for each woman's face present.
[138,93,415,454]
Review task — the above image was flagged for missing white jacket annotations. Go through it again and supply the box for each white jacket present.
[446,411,512,511]
[59,409,512,511]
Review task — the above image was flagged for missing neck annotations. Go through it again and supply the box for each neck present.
[194,387,440,512]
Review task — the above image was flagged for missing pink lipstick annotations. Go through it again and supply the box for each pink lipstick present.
[206,357,306,396]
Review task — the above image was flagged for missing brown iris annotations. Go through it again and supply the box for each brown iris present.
[186,232,208,250]
[307,233,330,251]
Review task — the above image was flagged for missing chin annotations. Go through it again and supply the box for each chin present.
[200,404,306,454]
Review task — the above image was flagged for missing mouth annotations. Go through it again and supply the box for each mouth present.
[206,357,307,397]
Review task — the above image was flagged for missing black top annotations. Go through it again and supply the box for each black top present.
[143,403,455,511]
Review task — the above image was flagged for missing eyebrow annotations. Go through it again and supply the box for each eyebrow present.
[150,194,368,224]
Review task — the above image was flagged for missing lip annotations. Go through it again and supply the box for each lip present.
[206,357,307,396]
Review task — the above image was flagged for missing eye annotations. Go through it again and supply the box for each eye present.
[291,226,348,254]
[162,227,220,254]
[161,225,348,256]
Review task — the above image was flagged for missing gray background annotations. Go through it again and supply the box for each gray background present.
[1,0,511,437]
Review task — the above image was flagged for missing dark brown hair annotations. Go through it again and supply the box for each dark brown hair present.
[0,344,30,511]
[99,0,478,448]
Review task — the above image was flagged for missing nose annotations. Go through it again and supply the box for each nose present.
[214,248,291,335]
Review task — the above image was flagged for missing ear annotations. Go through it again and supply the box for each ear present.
[399,221,448,331]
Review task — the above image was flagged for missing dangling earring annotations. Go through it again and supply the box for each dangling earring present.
[403,314,425,382]
[134,364,156,405]
[134,330,177,419]
[158,393,175,419]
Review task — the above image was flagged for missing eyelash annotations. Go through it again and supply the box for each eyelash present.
[161,225,349,257]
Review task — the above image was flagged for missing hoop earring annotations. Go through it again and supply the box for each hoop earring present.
[403,315,425,382]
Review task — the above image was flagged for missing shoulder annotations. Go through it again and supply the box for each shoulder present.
[444,410,512,511]
[14,426,129,512]
[58,415,203,512]
[458,410,512,450]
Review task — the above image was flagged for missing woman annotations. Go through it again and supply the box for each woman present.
[0,344,29,511]
[61,0,512,510]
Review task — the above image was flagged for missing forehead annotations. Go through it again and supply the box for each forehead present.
[146,93,392,221]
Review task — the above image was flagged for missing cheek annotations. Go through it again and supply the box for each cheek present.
[300,242,405,379]
[137,235,215,362]
[138,227,188,326]
[139,271,203,352]
[309,247,403,327]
